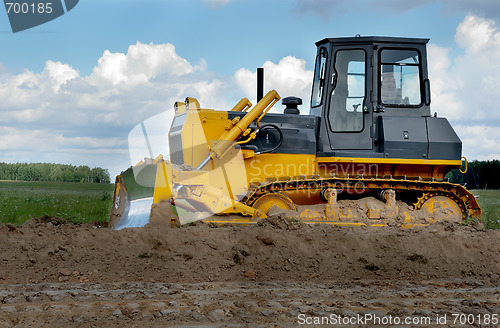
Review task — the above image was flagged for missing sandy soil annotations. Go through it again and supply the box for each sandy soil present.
[0,216,498,327]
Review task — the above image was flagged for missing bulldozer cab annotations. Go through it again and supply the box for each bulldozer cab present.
[310,36,432,157]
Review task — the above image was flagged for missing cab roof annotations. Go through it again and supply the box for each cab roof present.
[316,36,430,47]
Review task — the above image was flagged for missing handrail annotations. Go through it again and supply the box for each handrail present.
[460,156,468,174]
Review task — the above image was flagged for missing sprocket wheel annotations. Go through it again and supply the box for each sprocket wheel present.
[414,193,463,223]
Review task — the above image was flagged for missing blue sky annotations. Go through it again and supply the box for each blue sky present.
[1,0,499,178]
[0,0,467,74]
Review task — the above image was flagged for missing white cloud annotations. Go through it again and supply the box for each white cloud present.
[44,60,80,92]
[455,125,500,161]
[427,44,466,120]
[90,42,196,87]
[0,41,314,177]
[455,15,500,53]
[235,56,313,112]
[429,15,500,121]
[0,127,125,151]
[429,15,500,159]
[0,42,223,177]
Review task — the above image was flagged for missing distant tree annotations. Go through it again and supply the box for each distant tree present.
[49,166,63,181]
[75,165,91,183]
[448,160,500,189]
[91,167,110,183]
[0,162,111,183]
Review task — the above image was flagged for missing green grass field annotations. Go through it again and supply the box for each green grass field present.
[472,189,500,229]
[0,180,114,225]
[0,181,498,228]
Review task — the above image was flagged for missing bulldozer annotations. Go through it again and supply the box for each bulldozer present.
[110,36,481,229]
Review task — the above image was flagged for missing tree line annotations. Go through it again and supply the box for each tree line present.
[448,160,500,189]
[0,162,110,183]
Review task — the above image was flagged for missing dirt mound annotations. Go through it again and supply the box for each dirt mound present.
[0,217,498,327]
[0,216,498,284]
[20,215,71,228]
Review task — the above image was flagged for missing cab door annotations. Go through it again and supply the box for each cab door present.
[327,47,373,150]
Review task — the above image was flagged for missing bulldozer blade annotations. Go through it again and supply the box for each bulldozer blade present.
[110,164,157,230]
[113,197,154,230]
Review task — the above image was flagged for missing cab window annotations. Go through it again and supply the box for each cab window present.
[311,48,327,107]
[380,49,422,106]
[329,49,365,132]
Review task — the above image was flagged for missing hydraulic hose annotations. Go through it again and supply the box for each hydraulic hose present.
[255,124,283,155]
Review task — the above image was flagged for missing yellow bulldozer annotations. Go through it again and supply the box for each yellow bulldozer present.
[110,36,481,229]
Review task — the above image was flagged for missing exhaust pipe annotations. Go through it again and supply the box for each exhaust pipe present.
[257,67,264,102]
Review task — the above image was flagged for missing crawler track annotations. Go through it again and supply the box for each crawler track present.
[244,176,481,219]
